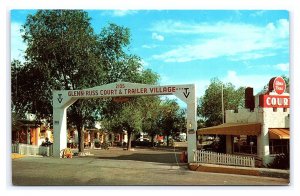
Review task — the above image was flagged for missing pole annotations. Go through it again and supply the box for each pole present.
[221,84,224,124]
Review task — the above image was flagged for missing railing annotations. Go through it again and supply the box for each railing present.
[12,143,53,157]
[193,150,255,167]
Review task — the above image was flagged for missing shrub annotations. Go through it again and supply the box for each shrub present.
[267,153,289,169]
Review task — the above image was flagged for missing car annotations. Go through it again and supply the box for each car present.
[131,138,151,147]
[206,136,214,141]
[136,138,150,142]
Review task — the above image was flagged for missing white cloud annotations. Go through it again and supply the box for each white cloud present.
[229,51,276,61]
[275,63,289,71]
[158,76,210,99]
[140,59,149,67]
[152,32,164,41]
[163,72,273,99]
[159,74,171,84]
[151,20,261,35]
[151,19,289,63]
[222,71,273,94]
[11,22,26,62]
[102,10,138,17]
[250,11,266,17]
[153,36,275,62]
[278,19,289,38]
[113,10,137,17]
[142,44,157,49]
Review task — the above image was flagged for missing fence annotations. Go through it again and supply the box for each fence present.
[193,150,255,167]
[12,143,53,157]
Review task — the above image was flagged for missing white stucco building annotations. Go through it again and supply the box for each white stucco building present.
[198,77,290,166]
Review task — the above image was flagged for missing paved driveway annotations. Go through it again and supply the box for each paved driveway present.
[11,147,289,186]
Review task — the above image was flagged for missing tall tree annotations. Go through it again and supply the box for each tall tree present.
[16,10,104,152]
[11,10,151,152]
[159,99,183,146]
[101,68,160,150]
[108,99,144,150]
[141,96,162,146]
[198,78,245,127]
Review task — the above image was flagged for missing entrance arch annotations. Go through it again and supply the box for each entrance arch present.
[53,82,197,162]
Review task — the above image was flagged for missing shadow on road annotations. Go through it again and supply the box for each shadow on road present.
[93,152,181,164]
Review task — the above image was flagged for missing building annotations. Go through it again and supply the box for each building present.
[67,121,128,149]
[12,113,52,146]
[198,77,290,166]
[12,114,128,149]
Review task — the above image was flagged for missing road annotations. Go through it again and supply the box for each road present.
[11,147,289,186]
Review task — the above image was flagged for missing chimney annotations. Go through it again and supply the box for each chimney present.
[245,87,254,111]
[268,77,276,93]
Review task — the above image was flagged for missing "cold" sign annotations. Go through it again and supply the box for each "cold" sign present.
[269,76,286,95]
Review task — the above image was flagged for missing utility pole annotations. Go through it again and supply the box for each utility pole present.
[221,84,224,124]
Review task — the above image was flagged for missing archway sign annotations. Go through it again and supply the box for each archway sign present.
[53,82,197,163]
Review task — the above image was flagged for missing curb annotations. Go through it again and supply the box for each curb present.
[11,153,26,160]
[189,163,289,179]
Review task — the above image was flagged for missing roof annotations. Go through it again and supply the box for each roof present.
[269,128,290,139]
[12,119,40,131]
[197,123,261,136]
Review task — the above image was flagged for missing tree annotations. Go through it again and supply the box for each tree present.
[282,75,290,93]
[140,96,162,146]
[13,10,105,152]
[159,99,183,146]
[175,108,187,135]
[119,100,143,150]
[11,10,152,152]
[101,69,160,150]
[198,78,245,127]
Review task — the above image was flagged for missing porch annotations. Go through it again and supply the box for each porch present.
[12,143,53,157]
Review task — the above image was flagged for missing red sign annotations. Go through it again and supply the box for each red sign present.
[259,95,290,108]
[269,77,286,94]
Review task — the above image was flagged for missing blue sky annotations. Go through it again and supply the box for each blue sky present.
[11,10,289,101]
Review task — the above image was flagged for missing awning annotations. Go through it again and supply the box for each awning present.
[269,128,290,139]
[197,123,261,136]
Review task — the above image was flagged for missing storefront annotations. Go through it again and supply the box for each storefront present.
[12,119,52,146]
[197,77,290,166]
[67,127,128,148]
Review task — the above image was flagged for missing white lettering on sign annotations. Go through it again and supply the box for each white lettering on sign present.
[284,98,289,105]
[266,97,288,106]
[271,77,286,94]
[275,81,284,85]
[262,95,290,108]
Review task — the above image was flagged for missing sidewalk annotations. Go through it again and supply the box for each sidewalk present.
[189,163,289,179]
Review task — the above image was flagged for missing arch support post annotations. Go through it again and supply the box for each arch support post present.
[53,107,68,157]
[187,99,197,163]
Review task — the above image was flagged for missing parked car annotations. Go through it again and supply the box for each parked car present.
[41,137,52,147]
[131,138,151,147]
[206,136,214,141]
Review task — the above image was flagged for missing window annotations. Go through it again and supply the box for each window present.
[233,135,257,154]
[273,108,277,112]
[269,139,289,154]
[283,108,287,112]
